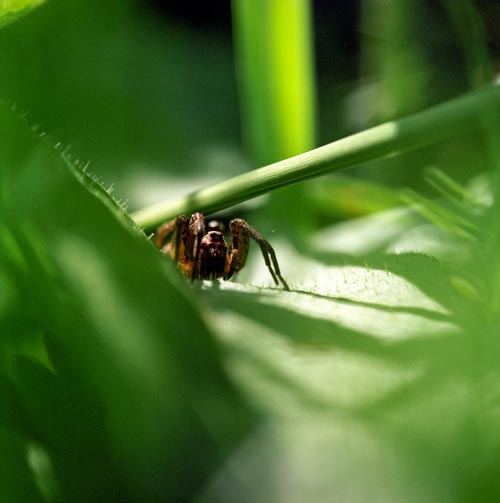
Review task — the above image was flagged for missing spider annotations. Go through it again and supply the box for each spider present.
[155,212,290,290]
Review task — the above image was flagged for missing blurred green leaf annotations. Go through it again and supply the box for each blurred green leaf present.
[0,0,242,205]
[0,0,46,29]
[0,429,45,503]
[358,0,493,189]
[0,100,254,502]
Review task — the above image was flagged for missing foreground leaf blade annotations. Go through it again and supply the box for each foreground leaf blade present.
[0,101,255,502]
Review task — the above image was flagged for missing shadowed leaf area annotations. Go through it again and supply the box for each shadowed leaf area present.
[0,101,254,502]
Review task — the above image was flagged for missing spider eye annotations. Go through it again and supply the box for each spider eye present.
[208,220,224,233]
[209,231,225,242]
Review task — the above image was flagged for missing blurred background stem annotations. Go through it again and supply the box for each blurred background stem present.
[232,0,316,164]
[231,0,317,231]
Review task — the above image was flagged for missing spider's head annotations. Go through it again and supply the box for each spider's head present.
[199,231,228,279]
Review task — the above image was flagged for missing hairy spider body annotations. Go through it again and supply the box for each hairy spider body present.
[155,213,289,290]
[199,230,228,279]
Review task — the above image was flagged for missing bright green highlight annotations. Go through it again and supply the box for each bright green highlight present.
[0,0,46,28]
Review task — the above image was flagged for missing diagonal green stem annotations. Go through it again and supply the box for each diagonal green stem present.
[132,84,500,230]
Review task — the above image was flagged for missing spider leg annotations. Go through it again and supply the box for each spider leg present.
[186,213,206,281]
[155,219,176,250]
[155,215,188,262]
[223,248,238,281]
[228,219,290,290]
[174,215,188,263]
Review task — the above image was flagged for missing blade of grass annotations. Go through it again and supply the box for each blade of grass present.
[401,188,478,239]
[132,84,500,230]
[424,167,481,212]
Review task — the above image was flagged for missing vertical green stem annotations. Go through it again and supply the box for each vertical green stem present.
[232,0,316,165]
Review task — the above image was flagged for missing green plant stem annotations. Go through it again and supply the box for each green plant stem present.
[132,84,500,230]
[232,0,316,164]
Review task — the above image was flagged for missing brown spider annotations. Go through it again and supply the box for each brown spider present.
[155,212,290,290]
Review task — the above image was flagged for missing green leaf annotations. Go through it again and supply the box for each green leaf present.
[0,101,255,502]
[194,217,500,501]
[0,429,45,503]
[194,251,470,501]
